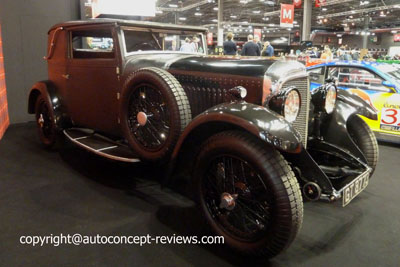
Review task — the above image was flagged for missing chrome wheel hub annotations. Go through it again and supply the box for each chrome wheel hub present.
[38,114,44,128]
[219,192,238,211]
[137,111,148,126]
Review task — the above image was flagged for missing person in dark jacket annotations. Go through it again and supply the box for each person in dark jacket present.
[241,35,260,56]
[223,32,237,55]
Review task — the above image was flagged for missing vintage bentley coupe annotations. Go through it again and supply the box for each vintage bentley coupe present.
[28,19,378,258]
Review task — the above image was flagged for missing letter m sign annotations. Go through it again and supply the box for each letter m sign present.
[280,4,294,28]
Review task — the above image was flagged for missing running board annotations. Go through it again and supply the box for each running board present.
[63,129,140,163]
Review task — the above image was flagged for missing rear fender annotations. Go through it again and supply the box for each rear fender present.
[28,81,70,130]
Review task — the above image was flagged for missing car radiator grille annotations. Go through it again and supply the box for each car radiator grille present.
[181,86,235,118]
[282,77,310,148]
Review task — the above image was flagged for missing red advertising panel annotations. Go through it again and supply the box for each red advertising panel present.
[280,4,294,28]
[0,24,9,140]
[293,0,302,8]
[207,32,213,46]
[394,34,400,42]
[253,29,262,40]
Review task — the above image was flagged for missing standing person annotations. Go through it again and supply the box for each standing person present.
[223,32,237,55]
[241,35,260,56]
[180,38,193,52]
[254,35,263,51]
[352,47,360,60]
[263,41,274,57]
[191,36,200,52]
[167,40,178,51]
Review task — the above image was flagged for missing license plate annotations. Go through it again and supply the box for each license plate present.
[342,171,370,207]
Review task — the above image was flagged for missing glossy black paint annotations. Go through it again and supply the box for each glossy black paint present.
[321,89,378,164]
[28,81,70,130]
[172,101,302,160]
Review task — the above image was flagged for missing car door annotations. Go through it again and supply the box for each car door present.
[66,26,120,135]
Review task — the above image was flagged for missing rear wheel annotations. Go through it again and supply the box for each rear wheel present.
[35,94,57,148]
[194,131,303,258]
[347,115,379,175]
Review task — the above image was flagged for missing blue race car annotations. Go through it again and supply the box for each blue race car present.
[307,60,400,142]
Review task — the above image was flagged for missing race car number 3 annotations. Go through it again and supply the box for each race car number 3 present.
[381,108,400,126]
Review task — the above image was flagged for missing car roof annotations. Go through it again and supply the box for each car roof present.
[49,18,208,33]
[308,60,386,70]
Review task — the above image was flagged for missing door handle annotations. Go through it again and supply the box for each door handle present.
[62,74,70,80]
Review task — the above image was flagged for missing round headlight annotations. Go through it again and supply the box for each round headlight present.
[284,89,301,123]
[325,86,337,114]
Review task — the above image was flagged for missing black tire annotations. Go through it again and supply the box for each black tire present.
[347,115,379,175]
[35,94,58,149]
[120,67,191,161]
[194,131,303,258]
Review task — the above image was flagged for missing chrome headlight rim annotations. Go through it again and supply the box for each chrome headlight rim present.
[283,88,301,123]
[268,86,301,123]
[324,85,337,114]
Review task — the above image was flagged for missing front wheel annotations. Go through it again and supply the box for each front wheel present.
[194,131,303,258]
[347,115,379,175]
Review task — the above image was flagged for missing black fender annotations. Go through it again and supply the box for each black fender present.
[164,101,303,184]
[322,89,378,163]
[28,81,70,130]
[174,101,302,156]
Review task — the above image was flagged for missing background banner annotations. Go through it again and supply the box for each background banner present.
[0,24,9,140]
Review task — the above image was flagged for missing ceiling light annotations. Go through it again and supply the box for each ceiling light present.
[322,8,327,11]
[253,10,261,14]
[323,18,328,22]
[179,17,186,21]
[168,4,178,8]
[230,15,237,19]
[391,30,397,33]
[213,7,218,11]
[195,12,202,16]
[211,19,218,22]
[240,0,248,3]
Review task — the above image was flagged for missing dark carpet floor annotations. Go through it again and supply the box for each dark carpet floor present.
[0,122,399,266]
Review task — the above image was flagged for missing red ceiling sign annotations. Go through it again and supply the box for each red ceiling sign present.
[280,4,294,28]
[394,34,400,42]
[207,32,213,46]
[293,0,302,8]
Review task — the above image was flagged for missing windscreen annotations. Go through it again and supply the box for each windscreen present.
[123,28,205,55]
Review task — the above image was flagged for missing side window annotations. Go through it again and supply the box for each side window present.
[70,29,114,59]
[338,67,384,90]
[327,67,339,79]
[308,67,323,75]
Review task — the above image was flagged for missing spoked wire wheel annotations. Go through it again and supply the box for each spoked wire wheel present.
[194,131,303,258]
[120,67,191,161]
[203,155,273,242]
[127,84,171,151]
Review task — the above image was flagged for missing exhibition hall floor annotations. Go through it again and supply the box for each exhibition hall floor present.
[1,123,399,266]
